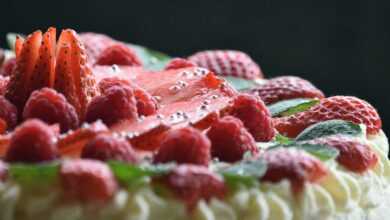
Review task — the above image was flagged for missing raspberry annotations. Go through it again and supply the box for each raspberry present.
[207,116,258,162]
[23,88,79,132]
[156,165,226,209]
[229,94,275,142]
[5,119,58,163]
[0,160,7,181]
[79,32,117,64]
[153,127,211,166]
[0,76,9,95]
[188,50,263,79]
[96,43,142,66]
[0,58,16,76]
[308,135,378,173]
[98,77,157,116]
[165,58,196,70]
[274,96,382,137]
[82,134,139,163]
[249,76,325,105]
[0,96,18,130]
[60,159,118,203]
[261,148,328,193]
[86,85,138,126]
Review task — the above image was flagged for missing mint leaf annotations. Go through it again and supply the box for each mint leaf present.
[269,143,339,161]
[268,98,319,117]
[296,120,363,141]
[218,159,266,187]
[223,76,260,91]
[9,162,60,187]
[274,134,293,145]
[130,44,171,71]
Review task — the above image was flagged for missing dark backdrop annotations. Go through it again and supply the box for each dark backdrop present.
[1,0,389,134]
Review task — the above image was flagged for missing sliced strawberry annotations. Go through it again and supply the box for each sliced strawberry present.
[15,36,24,58]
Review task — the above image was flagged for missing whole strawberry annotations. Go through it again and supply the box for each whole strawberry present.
[308,135,378,173]
[23,88,79,132]
[82,134,139,163]
[274,96,382,137]
[229,94,275,142]
[249,76,325,105]
[156,165,226,210]
[165,58,196,70]
[60,159,118,203]
[5,119,58,163]
[207,116,258,162]
[153,127,211,166]
[96,43,142,66]
[188,50,263,79]
[261,148,328,193]
[0,96,18,130]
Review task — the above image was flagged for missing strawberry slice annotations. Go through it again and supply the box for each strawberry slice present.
[15,35,24,57]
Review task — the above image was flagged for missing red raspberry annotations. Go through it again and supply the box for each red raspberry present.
[79,32,117,64]
[0,96,18,130]
[60,159,118,203]
[157,165,226,209]
[23,88,79,132]
[96,43,142,66]
[82,134,139,163]
[153,127,211,166]
[261,148,328,193]
[86,85,138,126]
[0,161,7,181]
[274,96,382,137]
[207,116,258,162]
[0,76,9,95]
[249,76,325,105]
[5,119,58,163]
[308,135,378,173]
[98,77,157,116]
[229,94,275,142]
[188,50,263,79]
[0,58,16,76]
[165,58,196,70]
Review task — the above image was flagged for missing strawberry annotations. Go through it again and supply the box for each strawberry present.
[165,58,196,70]
[188,50,263,79]
[96,43,142,66]
[0,96,18,129]
[0,58,16,77]
[207,116,258,162]
[79,32,117,64]
[156,165,226,210]
[274,96,382,137]
[261,148,328,193]
[153,127,211,166]
[308,135,378,173]
[249,76,325,105]
[60,159,118,203]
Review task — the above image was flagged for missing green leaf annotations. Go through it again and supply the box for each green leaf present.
[274,134,293,145]
[129,44,171,71]
[223,76,259,91]
[270,143,339,161]
[268,98,319,117]
[9,162,60,187]
[296,120,363,141]
[218,159,266,187]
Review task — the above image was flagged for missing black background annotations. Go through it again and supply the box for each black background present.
[1,0,389,134]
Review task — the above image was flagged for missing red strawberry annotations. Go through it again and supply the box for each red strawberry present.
[15,35,24,57]
[96,43,142,66]
[188,50,263,79]
[82,134,139,163]
[249,76,325,105]
[229,94,275,141]
[60,159,118,203]
[0,58,16,76]
[165,58,196,70]
[261,148,328,193]
[23,88,79,132]
[86,85,138,126]
[5,119,58,163]
[153,127,211,166]
[207,116,258,162]
[0,160,7,181]
[79,32,117,64]
[308,135,378,173]
[274,96,382,137]
[0,96,18,129]
[156,165,226,210]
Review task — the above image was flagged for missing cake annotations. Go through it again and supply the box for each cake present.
[0,28,388,220]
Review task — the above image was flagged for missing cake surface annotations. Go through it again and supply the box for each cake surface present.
[0,28,388,220]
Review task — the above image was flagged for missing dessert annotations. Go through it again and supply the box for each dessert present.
[0,28,388,220]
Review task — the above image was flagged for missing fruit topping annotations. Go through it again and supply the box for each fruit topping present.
[0,76,9,95]
[229,94,275,141]
[82,134,139,163]
[96,43,142,66]
[5,119,58,163]
[207,116,258,162]
[0,96,18,130]
[60,159,117,203]
[79,32,117,64]
[153,127,211,166]
[165,58,196,70]
[188,50,262,79]
[0,57,16,76]
[23,88,79,132]
[249,76,325,105]
[274,96,382,137]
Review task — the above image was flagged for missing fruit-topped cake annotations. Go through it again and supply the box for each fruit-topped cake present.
[0,28,389,220]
